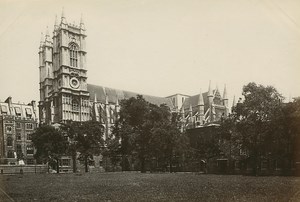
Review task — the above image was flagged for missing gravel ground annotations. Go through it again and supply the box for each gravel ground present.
[0,172,300,202]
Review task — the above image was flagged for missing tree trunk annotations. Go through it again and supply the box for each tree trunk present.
[56,158,60,174]
[72,151,77,173]
[85,155,88,173]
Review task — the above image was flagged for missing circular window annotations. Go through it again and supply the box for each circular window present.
[70,77,80,89]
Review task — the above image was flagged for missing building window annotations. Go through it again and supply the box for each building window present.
[26,123,33,130]
[16,132,21,140]
[7,150,14,158]
[1,105,8,114]
[7,136,13,146]
[15,107,22,117]
[25,108,32,118]
[69,43,78,67]
[72,99,79,111]
[16,122,21,129]
[26,145,34,155]
[27,133,32,141]
[61,159,70,167]
[6,126,12,133]
[16,144,22,154]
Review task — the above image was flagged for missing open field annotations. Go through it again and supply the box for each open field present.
[0,172,300,202]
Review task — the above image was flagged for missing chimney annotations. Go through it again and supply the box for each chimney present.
[5,96,12,108]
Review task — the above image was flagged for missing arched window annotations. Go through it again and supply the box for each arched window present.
[69,43,78,67]
[7,150,14,158]
[26,145,34,155]
[7,137,13,146]
[72,99,79,111]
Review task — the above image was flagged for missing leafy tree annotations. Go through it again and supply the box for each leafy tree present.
[60,121,81,173]
[120,95,151,172]
[268,99,300,173]
[232,82,283,175]
[110,95,186,173]
[188,126,222,173]
[32,125,68,173]
[75,121,105,172]
[150,122,187,172]
[149,109,189,172]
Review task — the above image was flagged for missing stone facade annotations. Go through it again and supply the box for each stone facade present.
[0,97,38,165]
[39,13,229,139]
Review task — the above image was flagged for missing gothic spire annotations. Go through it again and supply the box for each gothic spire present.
[198,89,204,106]
[61,7,67,24]
[105,95,109,105]
[61,7,65,18]
[94,93,97,103]
[46,26,50,36]
[180,106,185,118]
[214,83,219,97]
[208,80,213,97]
[232,95,236,107]
[54,15,58,29]
[223,84,228,100]
[80,13,85,30]
[45,26,51,42]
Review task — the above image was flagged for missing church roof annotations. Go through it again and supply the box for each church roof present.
[87,84,174,108]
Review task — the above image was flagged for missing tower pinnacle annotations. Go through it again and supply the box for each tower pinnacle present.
[208,80,213,97]
[80,13,85,30]
[54,15,58,29]
[198,89,204,106]
[61,7,67,24]
[223,84,228,100]
[45,26,51,42]
[232,95,236,107]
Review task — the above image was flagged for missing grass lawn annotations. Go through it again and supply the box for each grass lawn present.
[0,172,300,201]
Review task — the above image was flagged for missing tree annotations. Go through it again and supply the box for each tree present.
[32,125,68,173]
[232,82,283,175]
[188,125,222,173]
[268,99,300,174]
[60,121,81,173]
[75,121,105,172]
[149,109,189,172]
[110,95,186,173]
[150,122,187,172]
[116,95,150,172]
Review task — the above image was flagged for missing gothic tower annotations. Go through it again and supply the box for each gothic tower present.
[39,11,90,124]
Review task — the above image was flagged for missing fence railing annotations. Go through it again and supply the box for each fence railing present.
[0,165,48,174]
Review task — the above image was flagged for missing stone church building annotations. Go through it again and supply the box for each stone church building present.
[38,13,229,139]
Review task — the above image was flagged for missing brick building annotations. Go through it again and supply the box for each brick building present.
[0,97,38,165]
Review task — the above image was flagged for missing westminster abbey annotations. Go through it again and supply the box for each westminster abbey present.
[38,13,230,139]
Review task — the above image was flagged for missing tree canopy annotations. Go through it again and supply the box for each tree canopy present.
[32,125,68,173]
[226,82,293,175]
[108,95,188,172]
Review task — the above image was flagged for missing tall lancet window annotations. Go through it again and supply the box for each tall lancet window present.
[72,99,79,112]
[69,43,78,67]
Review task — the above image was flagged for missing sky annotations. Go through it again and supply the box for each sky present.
[0,0,299,106]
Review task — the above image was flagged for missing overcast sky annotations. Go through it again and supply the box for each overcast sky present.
[0,0,299,105]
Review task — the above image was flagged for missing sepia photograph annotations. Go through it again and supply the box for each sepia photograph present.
[0,0,300,201]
